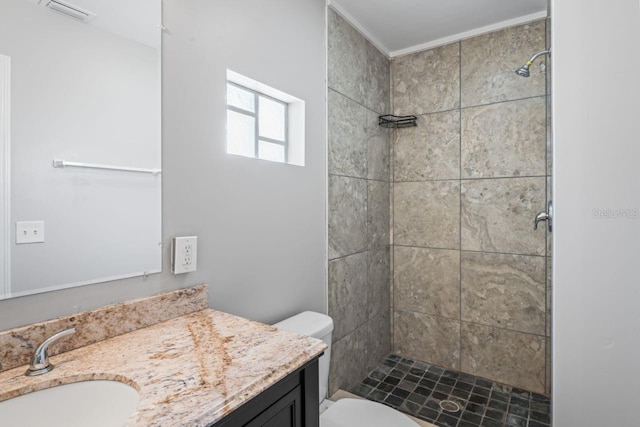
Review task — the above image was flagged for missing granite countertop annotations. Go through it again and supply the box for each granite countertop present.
[0,309,326,426]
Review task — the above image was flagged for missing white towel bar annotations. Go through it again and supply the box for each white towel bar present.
[52,159,161,176]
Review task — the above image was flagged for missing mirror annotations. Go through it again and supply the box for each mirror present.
[0,0,162,299]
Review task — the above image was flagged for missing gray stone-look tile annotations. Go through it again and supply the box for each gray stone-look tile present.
[329,252,368,342]
[394,181,460,249]
[546,176,552,256]
[461,97,546,178]
[461,322,546,394]
[389,182,394,244]
[329,324,368,396]
[547,95,552,175]
[394,310,460,371]
[461,177,546,255]
[328,90,367,178]
[367,310,392,372]
[329,175,367,259]
[546,18,551,96]
[461,252,546,334]
[328,9,366,104]
[367,109,390,181]
[368,247,390,319]
[546,257,552,337]
[368,180,390,249]
[365,40,391,114]
[545,337,551,396]
[389,244,394,338]
[392,43,460,115]
[394,247,460,319]
[461,20,546,107]
[394,111,460,181]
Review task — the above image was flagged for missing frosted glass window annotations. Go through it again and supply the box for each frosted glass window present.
[259,97,286,141]
[227,110,255,158]
[259,140,285,163]
[227,84,255,112]
[226,79,289,163]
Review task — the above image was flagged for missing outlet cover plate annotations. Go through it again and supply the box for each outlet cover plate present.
[16,221,45,244]
[171,236,197,274]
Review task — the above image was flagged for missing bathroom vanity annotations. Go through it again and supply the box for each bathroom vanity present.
[0,293,326,427]
[212,359,319,427]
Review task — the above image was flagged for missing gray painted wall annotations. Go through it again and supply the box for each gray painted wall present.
[0,0,327,330]
[552,0,640,424]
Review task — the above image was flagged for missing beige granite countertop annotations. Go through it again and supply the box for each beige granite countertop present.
[0,309,326,426]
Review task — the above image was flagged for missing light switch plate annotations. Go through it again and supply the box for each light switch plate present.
[16,221,45,244]
[171,236,197,274]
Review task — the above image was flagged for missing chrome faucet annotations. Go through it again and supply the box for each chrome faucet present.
[25,327,76,376]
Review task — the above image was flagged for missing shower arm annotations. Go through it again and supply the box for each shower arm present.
[525,49,551,66]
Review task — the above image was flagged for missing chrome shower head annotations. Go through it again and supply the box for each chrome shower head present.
[515,49,550,77]
[515,63,531,77]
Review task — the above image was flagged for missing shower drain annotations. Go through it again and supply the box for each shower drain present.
[439,400,461,413]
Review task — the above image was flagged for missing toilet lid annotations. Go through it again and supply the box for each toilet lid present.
[320,398,419,427]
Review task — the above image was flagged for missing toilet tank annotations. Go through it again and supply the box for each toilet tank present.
[273,311,333,403]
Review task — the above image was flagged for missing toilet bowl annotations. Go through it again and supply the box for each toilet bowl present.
[274,311,418,427]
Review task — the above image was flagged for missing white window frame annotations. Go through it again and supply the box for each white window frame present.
[226,69,305,167]
[226,81,289,163]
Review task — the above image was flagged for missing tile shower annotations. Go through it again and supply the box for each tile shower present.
[327,6,552,406]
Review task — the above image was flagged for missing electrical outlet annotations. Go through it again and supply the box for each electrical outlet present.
[171,236,197,274]
[16,221,45,244]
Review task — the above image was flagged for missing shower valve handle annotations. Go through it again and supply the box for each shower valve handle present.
[534,201,553,232]
[534,212,549,230]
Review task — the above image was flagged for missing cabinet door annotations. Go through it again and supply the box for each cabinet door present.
[210,358,319,427]
[245,385,302,427]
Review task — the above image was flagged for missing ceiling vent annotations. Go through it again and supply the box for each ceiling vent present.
[39,0,96,23]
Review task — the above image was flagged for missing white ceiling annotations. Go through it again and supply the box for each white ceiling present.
[72,0,161,48]
[329,0,548,57]
[27,0,161,48]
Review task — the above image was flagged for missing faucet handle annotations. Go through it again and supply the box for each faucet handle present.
[534,211,550,230]
[534,201,553,232]
[25,327,76,376]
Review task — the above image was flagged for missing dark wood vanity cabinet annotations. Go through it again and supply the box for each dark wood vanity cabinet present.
[211,357,320,427]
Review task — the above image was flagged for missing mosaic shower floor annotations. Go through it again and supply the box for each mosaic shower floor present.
[351,354,551,427]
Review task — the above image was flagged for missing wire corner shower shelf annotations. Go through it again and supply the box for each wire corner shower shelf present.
[378,114,417,129]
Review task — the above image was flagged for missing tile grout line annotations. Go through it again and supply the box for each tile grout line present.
[459,93,547,111]
[394,174,548,183]
[458,39,464,375]
[389,59,396,354]
[395,308,548,339]
[399,93,547,120]
[328,247,378,262]
[393,244,548,260]
[544,16,551,398]
[363,88,370,371]
[328,86,389,117]
[328,172,390,184]
[391,133,395,354]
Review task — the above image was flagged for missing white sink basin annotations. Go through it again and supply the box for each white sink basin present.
[0,380,140,427]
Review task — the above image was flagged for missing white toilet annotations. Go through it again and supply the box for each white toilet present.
[274,311,418,427]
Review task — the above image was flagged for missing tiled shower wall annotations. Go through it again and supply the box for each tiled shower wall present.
[391,20,552,395]
[327,9,392,395]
